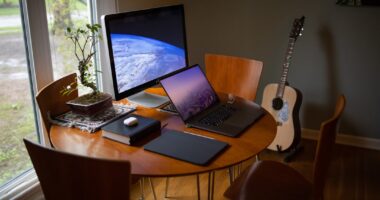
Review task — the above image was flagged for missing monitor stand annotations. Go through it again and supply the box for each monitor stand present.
[127,91,169,108]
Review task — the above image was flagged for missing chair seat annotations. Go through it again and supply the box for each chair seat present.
[225,160,312,200]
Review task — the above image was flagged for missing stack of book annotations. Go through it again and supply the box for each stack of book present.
[102,114,160,145]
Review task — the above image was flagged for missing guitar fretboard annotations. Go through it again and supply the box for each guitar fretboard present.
[276,38,295,98]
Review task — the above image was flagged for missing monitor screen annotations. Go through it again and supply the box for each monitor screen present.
[102,5,188,101]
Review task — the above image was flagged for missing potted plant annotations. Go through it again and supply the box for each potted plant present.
[62,24,112,116]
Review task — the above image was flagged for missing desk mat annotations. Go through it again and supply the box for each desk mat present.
[50,104,136,133]
[144,130,229,165]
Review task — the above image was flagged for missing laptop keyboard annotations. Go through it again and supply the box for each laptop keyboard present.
[199,105,234,127]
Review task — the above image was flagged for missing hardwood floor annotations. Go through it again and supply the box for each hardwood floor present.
[130,139,380,200]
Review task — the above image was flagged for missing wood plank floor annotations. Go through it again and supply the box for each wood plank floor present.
[131,139,380,200]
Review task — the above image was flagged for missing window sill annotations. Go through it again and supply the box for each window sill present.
[0,169,42,200]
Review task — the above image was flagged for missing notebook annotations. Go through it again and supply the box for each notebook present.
[160,64,264,137]
[144,129,229,165]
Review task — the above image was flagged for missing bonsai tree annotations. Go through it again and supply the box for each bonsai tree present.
[62,23,102,96]
[63,23,113,115]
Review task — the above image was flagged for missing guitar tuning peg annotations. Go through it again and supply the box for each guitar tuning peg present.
[301,28,304,31]
[299,33,302,36]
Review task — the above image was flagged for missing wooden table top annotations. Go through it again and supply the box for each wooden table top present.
[50,90,276,177]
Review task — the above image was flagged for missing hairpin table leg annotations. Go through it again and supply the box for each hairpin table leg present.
[148,178,157,200]
[164,177,170,198]
[228,167,234,185]
[196,174,201,200]
[207,171,215,200]
[139,178,145,200]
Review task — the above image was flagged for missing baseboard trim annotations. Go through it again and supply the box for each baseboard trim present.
[302,128,380,151]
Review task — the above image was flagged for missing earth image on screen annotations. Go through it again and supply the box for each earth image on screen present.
[111,34,186,93]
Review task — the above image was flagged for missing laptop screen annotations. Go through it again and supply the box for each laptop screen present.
[160,65,218,121]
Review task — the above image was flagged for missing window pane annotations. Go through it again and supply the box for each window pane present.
[45,0,92,95]
[0,1,37,186]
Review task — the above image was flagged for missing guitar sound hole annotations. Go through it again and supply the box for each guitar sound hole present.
[272,97,283,110]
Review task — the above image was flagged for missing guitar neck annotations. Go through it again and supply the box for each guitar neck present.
[276,38,296,98]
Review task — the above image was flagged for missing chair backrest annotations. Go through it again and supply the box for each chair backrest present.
[24,139,131,200]
[312,95,346,199]
[35,73,78,144]
[205,53,263,101]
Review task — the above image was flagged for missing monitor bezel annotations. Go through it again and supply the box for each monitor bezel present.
[102,4,189,101]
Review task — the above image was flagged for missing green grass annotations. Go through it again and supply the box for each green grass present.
[0,77,37,185]
[0,0,20,16]
[0,0,19,5]
[0,102,36,185]
[0,7,19,16]
[0,26,22,35]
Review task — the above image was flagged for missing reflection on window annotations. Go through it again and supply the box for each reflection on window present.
[0,1,37,186]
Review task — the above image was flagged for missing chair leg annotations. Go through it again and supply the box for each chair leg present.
[148,178,157,200]
[164,177,170,198]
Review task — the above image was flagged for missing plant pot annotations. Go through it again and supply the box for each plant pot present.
[66,92,113,116]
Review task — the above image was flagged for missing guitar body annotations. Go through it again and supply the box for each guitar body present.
[262,83,302,152]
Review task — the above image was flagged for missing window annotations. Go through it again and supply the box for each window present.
[0,0,117,196]
[0,0,37,187]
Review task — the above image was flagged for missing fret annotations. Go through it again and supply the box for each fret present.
[276,38,296,98]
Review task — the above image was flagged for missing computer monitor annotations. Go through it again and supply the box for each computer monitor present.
[101,5,188,107]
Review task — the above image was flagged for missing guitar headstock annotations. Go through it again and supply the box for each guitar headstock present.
[289,16,305,41]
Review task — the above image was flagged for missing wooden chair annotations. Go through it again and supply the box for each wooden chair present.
[35,73,157,199]
[35,73,78,146]
[224,95,346,200]
[24,138,131,200]
[205,53,263,101]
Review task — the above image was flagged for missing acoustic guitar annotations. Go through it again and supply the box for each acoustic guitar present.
[262,16,305,152]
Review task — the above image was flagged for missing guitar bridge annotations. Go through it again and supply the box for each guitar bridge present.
[276,121,283,126]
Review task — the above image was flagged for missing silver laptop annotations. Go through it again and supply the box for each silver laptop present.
[160,64,264,137]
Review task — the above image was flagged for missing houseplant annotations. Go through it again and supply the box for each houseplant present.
[62,23,112,116]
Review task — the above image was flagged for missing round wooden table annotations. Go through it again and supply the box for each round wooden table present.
[50,94,276,177]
